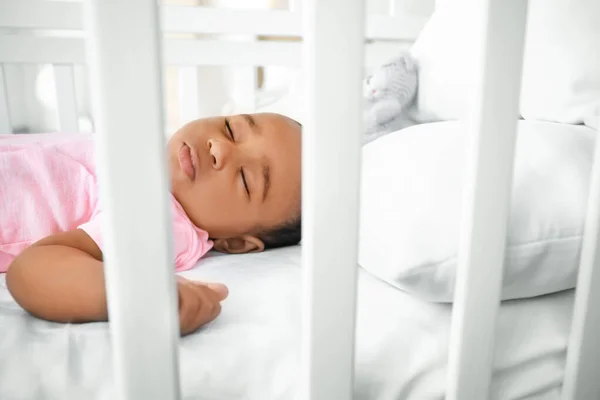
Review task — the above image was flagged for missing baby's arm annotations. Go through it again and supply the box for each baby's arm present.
[7,229,108,322]
[6,229,227,335]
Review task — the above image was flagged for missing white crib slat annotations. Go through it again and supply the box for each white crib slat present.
[178,66,234,123]
[169,40,403,70]
[229,67,258,114]
[0,1,425,41]
[178,67,200,125]
[0,65,12,134]
[562,138,600,400]
[0,36,85,65]
[0,0,81,30]
[165,6,424,40]
[84,2,180,400]
[289,0,303,13]
[301,0,365,399]
[0,36,405,70]
[447,1,527,399]
[163,6,298,37]
[168,39,300,67]
[53,65,79,132]
[388,0,403,16]
[0,35,301,66]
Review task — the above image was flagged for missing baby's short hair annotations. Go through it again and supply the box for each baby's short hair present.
[257,114,302,249]
[258,215,301,249]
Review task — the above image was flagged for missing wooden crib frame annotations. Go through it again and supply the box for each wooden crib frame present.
[1,0,599,399]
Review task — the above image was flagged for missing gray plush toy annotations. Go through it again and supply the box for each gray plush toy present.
[363,52,418,144]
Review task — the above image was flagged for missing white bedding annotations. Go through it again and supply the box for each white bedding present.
[0,246,571,399]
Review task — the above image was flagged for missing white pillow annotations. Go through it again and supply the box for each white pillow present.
[409,4,484,122]
[358,120,595,302]
[410,0,600,126]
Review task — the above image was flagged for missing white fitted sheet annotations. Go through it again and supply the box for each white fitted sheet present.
[0,246,571,399]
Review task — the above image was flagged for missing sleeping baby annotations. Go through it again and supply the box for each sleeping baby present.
[1,50,417,336]
[0,113,302,335]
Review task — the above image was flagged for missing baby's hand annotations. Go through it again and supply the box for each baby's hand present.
[176,276,229,335]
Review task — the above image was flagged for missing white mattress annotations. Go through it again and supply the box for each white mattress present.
[0,246,571,399]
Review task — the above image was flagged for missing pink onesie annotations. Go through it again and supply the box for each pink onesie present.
[0,133,213,273]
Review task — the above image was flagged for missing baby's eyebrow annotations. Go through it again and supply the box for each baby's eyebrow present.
[241,113,269,201]
[262,164,271,203]
[242,114,260,135]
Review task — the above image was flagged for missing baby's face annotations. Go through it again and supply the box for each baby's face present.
[168,113,301,250]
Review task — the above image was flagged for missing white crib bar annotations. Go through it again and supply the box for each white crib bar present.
[300,0,365,399]
[84,1,180,400]
[562,137,600,399]
[0,1,426,42]
[0,37,405,71]
[447,0,528,399]
[289,0,302,13]
[388,0,403,16]
[178,67,201,125]
[178,66,237,124]
[0,0,81,31]
[53,65,79,133]
[0,65,11,134]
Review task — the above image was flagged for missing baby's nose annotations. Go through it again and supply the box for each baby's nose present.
[207,139,227,170]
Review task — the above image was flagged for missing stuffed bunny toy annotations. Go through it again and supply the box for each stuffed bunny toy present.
[363,52,418,144]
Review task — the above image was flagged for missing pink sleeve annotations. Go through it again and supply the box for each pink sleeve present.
[78,212,105,251]
[0,251,15,273]
[78,207,213,271]
[171,206,213,272]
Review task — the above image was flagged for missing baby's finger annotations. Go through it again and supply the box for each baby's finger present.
[205,283,229,301]
[178,285,200,335]
[190,281,229,301]
[198,285,223,316]
[190,287,222,328]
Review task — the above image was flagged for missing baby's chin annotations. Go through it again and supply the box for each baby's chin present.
[168,167,190,202]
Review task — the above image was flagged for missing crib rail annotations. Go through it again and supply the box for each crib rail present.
[447,0,528,398]
[5,0,600,399]
[53,65,79,132]
[0,65,10,134]
[0,36,301,66]
[562,140,600,398]
[0,35,403,69]
[0,0,423,134]
[300,0,365,397]
[0,0,426,40]
[84,1,180,399]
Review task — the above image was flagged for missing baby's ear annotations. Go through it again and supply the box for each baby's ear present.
[213,235,265,254]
